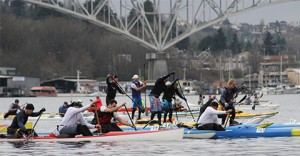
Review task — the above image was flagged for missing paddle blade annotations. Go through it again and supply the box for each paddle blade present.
[238,95,247,103]
[137,105,145,113]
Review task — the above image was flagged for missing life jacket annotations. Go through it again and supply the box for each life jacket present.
[97,110,114,124]
[131,81,141,98]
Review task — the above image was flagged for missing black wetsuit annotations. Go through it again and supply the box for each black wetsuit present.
[219,87,242,125]
[162,81,185,122]
[106,77,124,104]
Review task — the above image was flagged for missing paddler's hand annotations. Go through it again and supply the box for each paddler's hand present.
[39,108,46,113]
[226,109,232,114]
[121,103,126,107]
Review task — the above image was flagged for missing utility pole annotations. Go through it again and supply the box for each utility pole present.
[77,70,81,93]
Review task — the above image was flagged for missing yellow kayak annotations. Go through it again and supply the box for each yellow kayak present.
[0,122,33,133]
[236,111,278,119]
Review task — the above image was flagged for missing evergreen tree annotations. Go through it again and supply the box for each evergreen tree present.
[213,28,227,52]
[263,31,273,56]
[229,33,241,55]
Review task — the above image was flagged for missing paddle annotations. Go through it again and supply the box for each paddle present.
[124,105,137,131]
[176,80,195,120]
[112,77,146,113]
[252,93,263,110]
[92,101,102,134]
[196,94,204,123]
[24,111,43,144]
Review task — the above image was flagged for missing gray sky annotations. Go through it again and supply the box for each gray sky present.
[229,1,300,25]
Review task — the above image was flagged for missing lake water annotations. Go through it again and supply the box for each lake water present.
[0,94,300,156]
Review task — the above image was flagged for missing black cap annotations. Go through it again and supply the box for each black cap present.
[25,104,35,110]
[210,101,219,107]
[72,102,83,108]
[15,99,19,103]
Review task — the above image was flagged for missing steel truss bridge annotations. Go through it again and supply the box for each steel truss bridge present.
[21,0,299,79]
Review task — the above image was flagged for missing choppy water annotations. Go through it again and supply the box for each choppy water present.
[1,94,300,156]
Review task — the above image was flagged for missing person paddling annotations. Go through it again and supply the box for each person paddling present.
[4,99,22,119]
[106,74,125,105]
[148,72,175,125]
[7,104,46,138]
[131,74,147,120]
[93,99,135,133]
[87,96,103,112]
[58,100,101,137]
[58,102,70,117]
[162,79,186,123]
[219,78,245,126]
[197,102,232,131]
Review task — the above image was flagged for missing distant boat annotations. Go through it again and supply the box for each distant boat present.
[28,86,57,97]
[183,86,198,95]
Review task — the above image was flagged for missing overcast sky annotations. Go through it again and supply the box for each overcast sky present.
[229,1,300,25]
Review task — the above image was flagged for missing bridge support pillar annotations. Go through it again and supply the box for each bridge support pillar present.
[146,52,169,80]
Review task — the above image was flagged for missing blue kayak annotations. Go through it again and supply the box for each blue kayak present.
[214,125,300,138]
[121,123,300,139]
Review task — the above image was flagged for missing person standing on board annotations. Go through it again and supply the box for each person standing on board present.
[131,74,147,120]
[4,99,21,119]
[106,74,125,105]
[149,72,175,125]
[93,99,135,133]
[7,104,46,138]
[197,102,232,131]
[162,79,186,123]
[219,78,244,126]
[87,96,103,112]
[58,100,101,137]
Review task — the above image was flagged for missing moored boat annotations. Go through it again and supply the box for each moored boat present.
[28,86,57,97]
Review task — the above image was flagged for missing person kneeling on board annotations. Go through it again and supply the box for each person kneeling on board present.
[196,102,232,131]
[57,100,101,137]
[7,104,46,138]
[93,99,135,133]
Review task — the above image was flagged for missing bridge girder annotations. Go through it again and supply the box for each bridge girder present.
[22,0,299,52]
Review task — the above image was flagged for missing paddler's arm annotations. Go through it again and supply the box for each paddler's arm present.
[79,113,98,129]
[103,103,126,113]
[16,113,27,133]
[115,114,134,127]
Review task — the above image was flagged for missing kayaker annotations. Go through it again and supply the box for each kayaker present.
[93,99,135,133]
[162,79,186,123]
[58,102,69,117]
[87,96,103,112]
[106,74,125,105]
[58,100,101,137]
[197,102,232,131]
[131,74,147,120]
[149,72,175,125]
[7,104,46,138]
[3,99,21,119]
[219,78,245,126]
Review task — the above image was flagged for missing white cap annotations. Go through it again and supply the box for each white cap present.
[165,81,171,86]
[132,74,139,79]
[77,99,83,103]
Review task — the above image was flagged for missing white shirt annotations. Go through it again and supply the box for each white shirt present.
[59,105,94,129]
[197,107,226,125]
[100,105,119,118]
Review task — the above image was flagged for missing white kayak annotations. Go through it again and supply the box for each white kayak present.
[0,128,184,142]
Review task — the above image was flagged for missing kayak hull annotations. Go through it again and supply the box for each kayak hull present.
[0,128,183,142]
